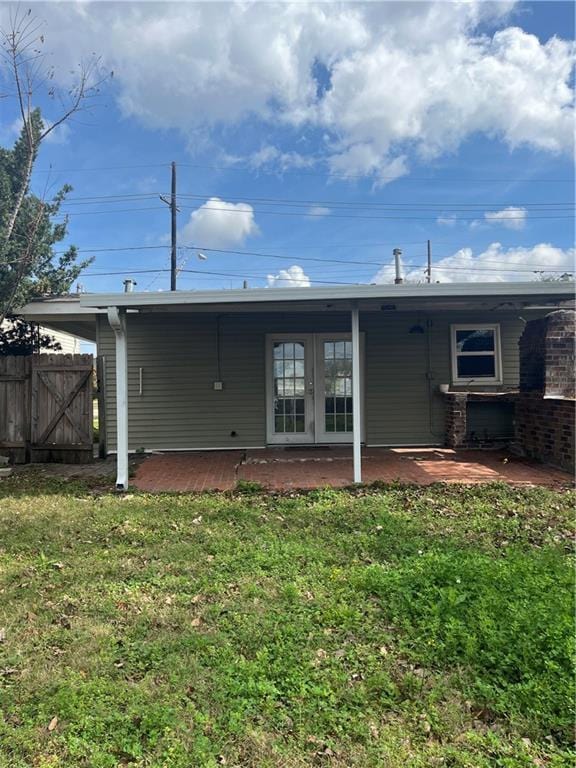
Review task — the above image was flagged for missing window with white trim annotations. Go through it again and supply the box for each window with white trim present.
[450,324,502,384]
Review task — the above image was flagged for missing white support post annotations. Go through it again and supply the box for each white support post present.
[107,307,129,490]
[351,303,362,483]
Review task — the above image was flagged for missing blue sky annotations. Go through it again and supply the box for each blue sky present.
[1,0,574,294]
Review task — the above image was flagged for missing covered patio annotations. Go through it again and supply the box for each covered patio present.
[132,447,572,492]
[21,283,573,491]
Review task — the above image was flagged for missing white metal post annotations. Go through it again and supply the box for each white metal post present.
[351,303,362,483]
[107,307,129,490]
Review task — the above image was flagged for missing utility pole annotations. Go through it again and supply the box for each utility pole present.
[159,161,178,291]
[426,239,432,284]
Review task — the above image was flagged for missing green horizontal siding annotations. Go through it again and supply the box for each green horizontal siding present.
[98,309,535,452]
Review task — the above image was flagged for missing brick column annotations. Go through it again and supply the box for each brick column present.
[444,392,468,448]
[545,310,576,399]
[518,317,546,392]
[514,309,575,472]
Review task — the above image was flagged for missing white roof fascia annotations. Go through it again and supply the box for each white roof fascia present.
[20,298,104,319]
[79,282,575,309]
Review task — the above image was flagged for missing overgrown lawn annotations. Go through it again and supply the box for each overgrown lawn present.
[0,478,573,767]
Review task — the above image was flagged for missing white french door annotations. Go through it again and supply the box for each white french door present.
[266,333,363,445]
[266,335,315,444]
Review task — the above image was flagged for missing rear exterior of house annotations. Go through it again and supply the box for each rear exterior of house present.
[96,307,525,454]
[21,282,573,488]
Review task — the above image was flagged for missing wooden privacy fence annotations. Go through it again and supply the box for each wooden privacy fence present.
[0,354,94,464]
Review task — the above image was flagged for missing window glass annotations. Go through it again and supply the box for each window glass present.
[457,355,496,378]
[323,338,353,432]
[456,329,494,353]
[273,341,307,433]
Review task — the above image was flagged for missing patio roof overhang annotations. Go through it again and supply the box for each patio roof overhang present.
[79,281,574,314]
[18,296,104,342]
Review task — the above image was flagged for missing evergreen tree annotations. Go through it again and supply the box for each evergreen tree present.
[0,110,92,324]
[0,316,62,357]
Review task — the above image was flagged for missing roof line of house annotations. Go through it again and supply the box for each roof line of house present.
[78,281,574,309]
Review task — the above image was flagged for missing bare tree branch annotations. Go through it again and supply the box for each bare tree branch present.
[0,7,109,248]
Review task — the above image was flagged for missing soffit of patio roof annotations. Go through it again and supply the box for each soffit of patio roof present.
[78,282,575,314]
[18,296,103,342]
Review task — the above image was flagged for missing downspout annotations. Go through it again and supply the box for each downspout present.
[107,306,129,490]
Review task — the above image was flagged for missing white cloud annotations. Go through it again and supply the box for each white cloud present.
[437,215,457,227]
[6,2,572,179]
[372,242,576,284]
[241,145,316,171]
[0,115,71,146]
[267,265,311,288]
[483,206,527,230]
[308,206,331,218]
[179,197,258,249]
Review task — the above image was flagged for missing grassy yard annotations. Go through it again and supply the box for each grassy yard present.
[0,477,573,768]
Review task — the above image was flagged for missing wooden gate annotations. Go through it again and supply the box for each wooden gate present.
[0,354,93,464]
[30,354,93,463]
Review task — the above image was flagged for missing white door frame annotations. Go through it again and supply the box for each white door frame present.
[265,334,315,444]
[265,332,364,445]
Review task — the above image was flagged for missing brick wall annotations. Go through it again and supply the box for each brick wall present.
[515,310,575,472]
[515,393,574,472]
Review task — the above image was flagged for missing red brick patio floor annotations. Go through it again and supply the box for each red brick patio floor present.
[133,451,242,492]
[132,447,573,492]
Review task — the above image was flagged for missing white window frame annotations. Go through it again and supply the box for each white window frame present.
[450,323,503,385]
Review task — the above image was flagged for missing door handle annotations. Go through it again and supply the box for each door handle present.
[307,380,314,395]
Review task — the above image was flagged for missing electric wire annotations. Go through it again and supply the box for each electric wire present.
[31,160,574,183]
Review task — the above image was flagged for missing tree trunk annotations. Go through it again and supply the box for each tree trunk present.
[2,146,35,248]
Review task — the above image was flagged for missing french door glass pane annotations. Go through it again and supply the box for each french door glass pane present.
[273,342,306,433]
[323,340,353,433]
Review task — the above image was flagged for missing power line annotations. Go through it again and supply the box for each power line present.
[21,240,572,273]
[80,263,574,280]
[173,191,575,210]
[81,267,359,285]
[84,268,170,276]
[57,191,574,210]
[180,245,384,267]
[34,163,170,173]
[51,240,431,256]
[175,162,576,184]
[52,199,573,221]
[31,160,574,183]
[174,203,574,222]
[55,206,166,217]
[179,245,576,272]
[52,199,574,220]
